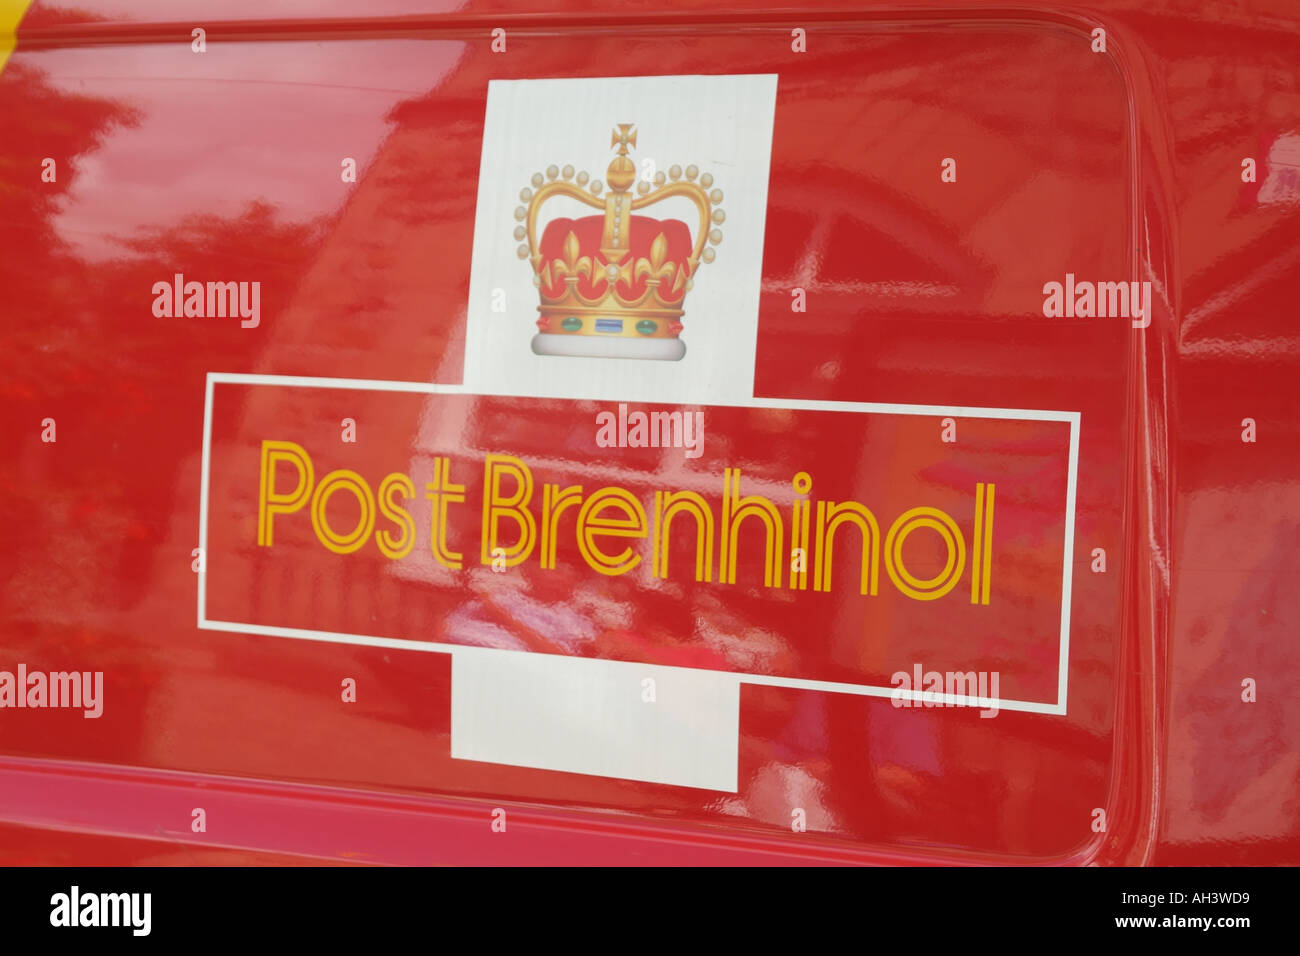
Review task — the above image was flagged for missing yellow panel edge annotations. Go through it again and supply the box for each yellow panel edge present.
[0,0,36,75]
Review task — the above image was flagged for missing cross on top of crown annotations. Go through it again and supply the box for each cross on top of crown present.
[611,124,637,156]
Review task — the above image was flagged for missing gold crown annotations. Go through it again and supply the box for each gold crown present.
[515,124,725,360]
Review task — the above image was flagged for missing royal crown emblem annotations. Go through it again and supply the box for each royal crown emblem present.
[516,124,725,361]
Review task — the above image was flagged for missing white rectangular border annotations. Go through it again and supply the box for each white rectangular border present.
[197,372,1079,716]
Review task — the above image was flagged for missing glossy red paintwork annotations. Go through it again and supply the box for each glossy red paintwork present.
[1,0,1297,865]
